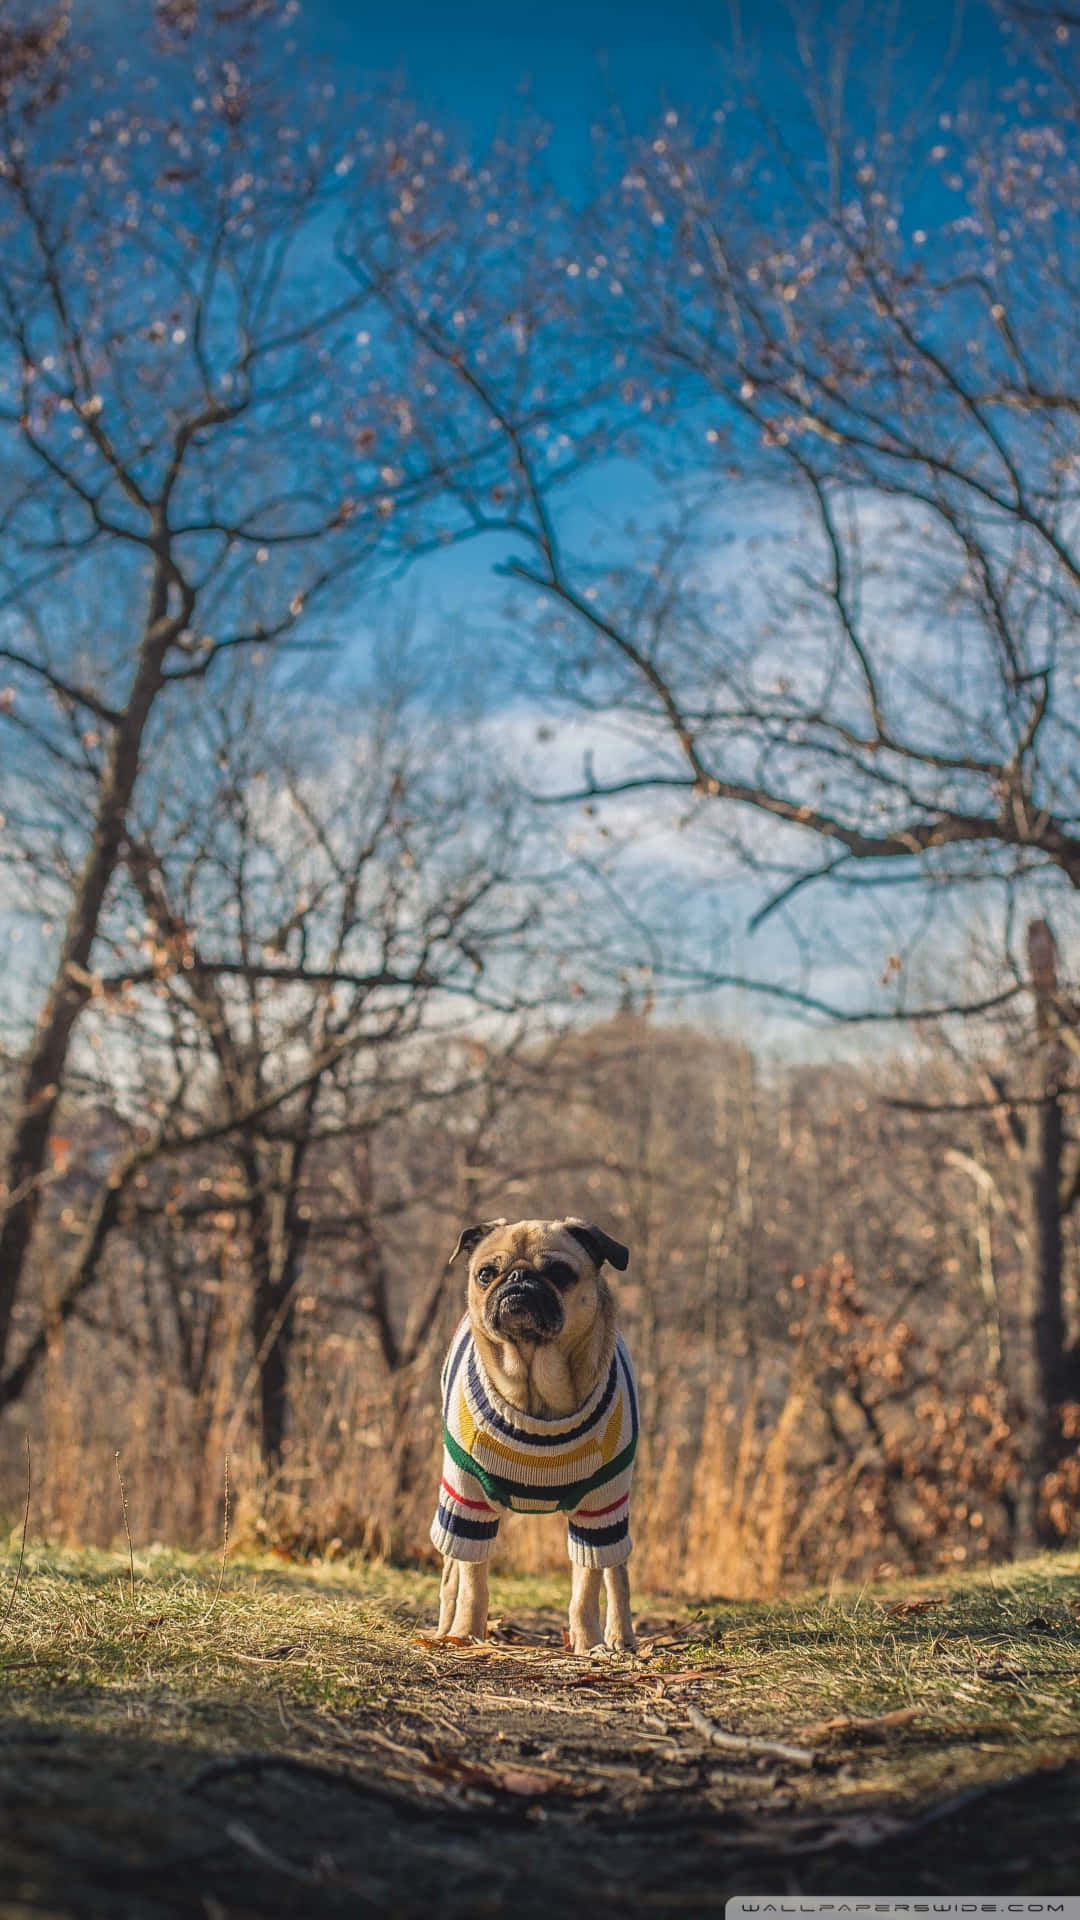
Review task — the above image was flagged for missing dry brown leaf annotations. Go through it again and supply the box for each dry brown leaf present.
[556,1667,657,1691]
[422,1752,594,1799]
[488,1763,595,1799]
[413,1634,495,1656]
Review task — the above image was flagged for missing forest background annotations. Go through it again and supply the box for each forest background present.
[2,0,1080,1596]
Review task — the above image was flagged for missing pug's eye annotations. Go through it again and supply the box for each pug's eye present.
[475,1263,498,1285]
[543,1261,577,1289]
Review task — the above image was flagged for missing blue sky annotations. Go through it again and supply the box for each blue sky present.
[23,0,1049,1048]
[282,0,1045,1043]
[298,0,1015,175]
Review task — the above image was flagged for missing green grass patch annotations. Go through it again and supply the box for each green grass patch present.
[0,1544,439,1727]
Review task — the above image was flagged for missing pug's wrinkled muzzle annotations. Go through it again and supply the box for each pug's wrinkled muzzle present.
[489,1268,564,1340]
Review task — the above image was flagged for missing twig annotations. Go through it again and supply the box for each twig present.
[0,1436,30,1632]
[225,1821,319,1885]
[214,1646,309,1665]
[685,1703,816,1769]
[114,1451,135,1605]
[224,1820,386,1899]
[201,1456,230,1622]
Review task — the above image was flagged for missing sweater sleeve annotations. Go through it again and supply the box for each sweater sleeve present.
[566,1336,636,1568]
[565,1465,633,1568]
[430,1445,501,1562]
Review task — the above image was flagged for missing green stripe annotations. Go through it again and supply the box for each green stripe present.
[443,1423,637,1515]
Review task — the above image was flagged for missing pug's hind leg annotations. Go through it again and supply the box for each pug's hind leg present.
[448,1558,489,1641]
[603,1562,637,1651]
[568,1563,604,1653]
[437,1557,459,1637]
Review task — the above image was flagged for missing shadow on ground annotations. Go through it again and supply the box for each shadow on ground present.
[2,1704,1078,1919]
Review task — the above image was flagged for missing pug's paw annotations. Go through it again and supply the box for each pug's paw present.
[604,1625,638,1653]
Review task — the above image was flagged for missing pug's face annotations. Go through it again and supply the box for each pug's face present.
[450,1217,630,1351]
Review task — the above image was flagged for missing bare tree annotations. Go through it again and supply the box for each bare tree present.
[382,13,1080,1536]
[2,637,545,1466]
[0,4,572,1377]
[394,15,1080,979]
[889,916,1080,1544]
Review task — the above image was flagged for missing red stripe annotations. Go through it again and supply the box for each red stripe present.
[575,1491,630,1519]
[441,1476,494,1513]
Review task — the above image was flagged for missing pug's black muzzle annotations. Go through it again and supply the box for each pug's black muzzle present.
[489,1268,564,1340]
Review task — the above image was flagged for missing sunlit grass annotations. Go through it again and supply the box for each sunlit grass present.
[1,1543,1078,1804]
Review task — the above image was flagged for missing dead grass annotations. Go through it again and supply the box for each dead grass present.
[1,1544,1079,1912]
[19,1280,1021,1595]
[3,1543,1080,1751]
[0,1543,440,1724]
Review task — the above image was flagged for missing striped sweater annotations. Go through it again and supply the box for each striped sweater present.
[430,1316,638,1569]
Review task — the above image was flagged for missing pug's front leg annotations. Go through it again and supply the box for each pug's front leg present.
[568,1563,604,1653]
[437,1557,459,1636]
[603,1563,637,1651]
[448,1557,489,1640]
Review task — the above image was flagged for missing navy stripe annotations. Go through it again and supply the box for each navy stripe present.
[617,1342,639,1439]
[465,1346,619,1447]
[441,1324,471,1414]
[435,1502,499,1542]
[568,1517,629,1549]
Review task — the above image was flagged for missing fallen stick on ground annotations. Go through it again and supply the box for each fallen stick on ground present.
[226,1820,387,1899]
[685,1704,817,1769]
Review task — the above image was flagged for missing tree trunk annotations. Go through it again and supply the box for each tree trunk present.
[255,1197,310,1477]
[256,1289,292,1478]
[0,573,178,1373]
[245,1119,314,1476]
[1015,919,1070,1551]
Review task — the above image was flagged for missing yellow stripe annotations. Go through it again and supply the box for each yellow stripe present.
[473,1427,603,1475]
[599,1397,625,1463]
[457,1388,477,1456]
[456,1377,628,1480]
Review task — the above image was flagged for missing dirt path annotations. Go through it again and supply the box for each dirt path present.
[3,1554,1080,1916]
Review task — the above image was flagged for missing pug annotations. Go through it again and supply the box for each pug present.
[431,1217,638,1655]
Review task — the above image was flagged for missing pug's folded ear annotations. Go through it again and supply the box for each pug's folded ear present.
[564,1221,630,1272]
[448,1219,507,1267]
